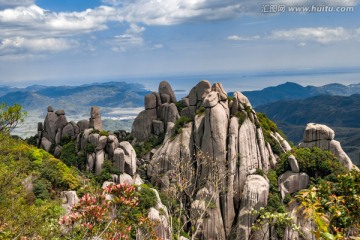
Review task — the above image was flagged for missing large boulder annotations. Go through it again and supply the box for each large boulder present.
[232,175,269,240]
[90,106,102,131]
[119,141,137,176]
[203,91,219,108]
[95,150,105,175]
[211,83,227,101]
[131,109,157,141]
[62,123,75,139]
[303,123,334,142]
[299,123,355,170]
[77,119,90,132]
[278,171,310,199]
[189,80,212,106]
[43,112,58,142]
[158,81,176,103]
[145,93,157,110]
[158,103,179,126]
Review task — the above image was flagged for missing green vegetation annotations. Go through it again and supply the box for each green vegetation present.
[94,159,119,184]
[0,102,27,133]
[86,142,96,153]
[173,116,192,136]
[296,169,360,239]
[175,100,187,113]
[60,183,159,239]
[257,112,286,155]
[196,106,206,116]
[275,147,346,179]
[134,133,165,157]
[227,95,234,101]
[0,132,80,238]
[60,140,85,170]
[234,110,247,125]
[264,169,288,238]
[137,184,157,210]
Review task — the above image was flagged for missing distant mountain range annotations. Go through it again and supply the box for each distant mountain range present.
[239,82,360,107]
[0,82,150,112]
[256,94,360,165]
[3,81,360,111]
[3,80,360,164]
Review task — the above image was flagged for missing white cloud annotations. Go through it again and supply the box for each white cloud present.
[270,27,356,43]
[103,0,245,25]
[0,5,115,36]
[270,0,360,6]
[0,37,77,54]
[110,23,145,52]
[227,35,260,41]
[0,0,34,8]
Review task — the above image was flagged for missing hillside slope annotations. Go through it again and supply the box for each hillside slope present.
[256,94,360,164]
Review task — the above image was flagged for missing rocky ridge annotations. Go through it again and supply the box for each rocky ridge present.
[35,80,358,240]
[132,80,293,239]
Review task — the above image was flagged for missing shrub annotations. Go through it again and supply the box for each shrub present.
[275,147,346,178]
[33,178,52,200]
[227,95,234,101]
[60,136,71,146]
[255,168,265,177]
[94,159,118,184]
[234,111,247,125]
[173,116,192,136]
[175,100,186,113]
[99,130,109,137]
[134,133,165,157]
[196,106,206,116]
[0,102,27,133]
[137,184,157,211]
[60,141,86,171]
[86,143,96,153]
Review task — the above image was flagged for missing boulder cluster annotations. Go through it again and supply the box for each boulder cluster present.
[132,80,292,239]
[299,123,355,170]
[131,81,179,141]
[38,106,102,157]
[35,80,358,240]
[278,155,310,200]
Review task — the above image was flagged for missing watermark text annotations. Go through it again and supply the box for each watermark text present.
[262,4,355,13]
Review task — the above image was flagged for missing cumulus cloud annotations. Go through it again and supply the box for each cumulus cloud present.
[269,27,355,43]
[0,37,77,52]
[102,0,245,25]
[0,5,116,37]
[0,0,34,8]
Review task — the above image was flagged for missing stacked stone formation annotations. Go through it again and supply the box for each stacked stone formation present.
[137,80,293,239]
[131,81,179,142]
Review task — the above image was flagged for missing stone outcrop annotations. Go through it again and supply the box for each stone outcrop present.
[39,105,103,156]
[131,81,179,141]
[231,175,269,240]
[278,171,309,200]
[299,123,356,170]
[144,80,290,239]
[90,106,102,130]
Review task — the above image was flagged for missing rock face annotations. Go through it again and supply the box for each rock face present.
[90,106,102,130]
[232,175,269,240]
[131,81,179,142]
[143,80,291,239]
[278,171,310,199]
[299,123,356,170]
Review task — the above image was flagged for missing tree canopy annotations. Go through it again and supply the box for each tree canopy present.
[0,102,27,133]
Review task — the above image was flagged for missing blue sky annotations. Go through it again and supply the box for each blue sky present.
[0,0,359,91]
